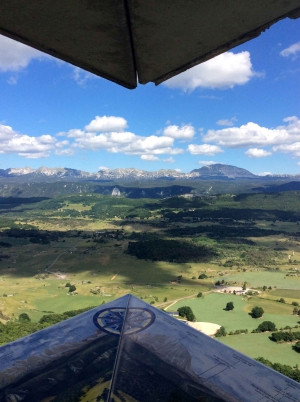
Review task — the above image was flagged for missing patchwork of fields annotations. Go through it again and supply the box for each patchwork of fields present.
[1,190,300,367]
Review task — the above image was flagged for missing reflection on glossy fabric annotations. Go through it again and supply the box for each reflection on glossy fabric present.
[0,295,299,402]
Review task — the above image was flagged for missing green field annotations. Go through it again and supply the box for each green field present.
[1,190,300,371]
[172,292,300,364]
[215,270,300,289]
[0,235,211,320]
[219,332,300,366]
[172,293,299,332]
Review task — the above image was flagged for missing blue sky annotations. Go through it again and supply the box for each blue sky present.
[0,17,299,175]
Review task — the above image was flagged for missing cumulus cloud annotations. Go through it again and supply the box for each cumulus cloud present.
[141,155,159,161]
[85,116,128,132]
[280,42,300,58]
[163,51,256,91]
[198,160,219,165]
[99,166,109,170]
[163,157,175,163]
[0,115,187,160]
[72,129,183,156]
[245,148,272,158]
[203,116,300,148]
[273,142,300,157]
[188,144,223,156]
[54,115,186,156]
[216,117,237,127]
[0,35,51,72]
[163,124,195,139]
[0,124,58,158]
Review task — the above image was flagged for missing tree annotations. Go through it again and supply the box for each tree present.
[242,282,247,291]
[215,326,227,337]
[226,302,234,311]
[278,298,286,303]
[198,274,207,279]
[293,307,299,315]
[177,306,196,322]
[294,341,300,353]
[292,301,299,306]
[262,286,267,291]
[19,313,31,322]
[197,292,203,298]
[69,285,76,292]
[256,321,277,332]
[65,282,71,287]
[251,306,264,318]
[163,297,168,302]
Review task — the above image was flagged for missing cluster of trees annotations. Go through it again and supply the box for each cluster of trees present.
[228,329,248,335]
[126,239,216,263]
[177,306,196,322]
[215,326,227,337]
[271,331,300,343]
[292,302,300,315]
[277,298,286,303]
[166,225,282,239]
[252,321,277,333]
[251,306,264,318]
[225,302,234,311]
[0,241,12,247]
[0,307,97,345]
[2,228,66,244]
[215,279,226,286]
[256,357,300,383]
[65,283,76,292]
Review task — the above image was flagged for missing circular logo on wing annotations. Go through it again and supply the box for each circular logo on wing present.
[93,307,155,336]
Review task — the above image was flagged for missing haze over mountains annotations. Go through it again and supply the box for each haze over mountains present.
[0,164,299,182]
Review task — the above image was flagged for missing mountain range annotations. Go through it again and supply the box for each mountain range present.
[0,164,298,182]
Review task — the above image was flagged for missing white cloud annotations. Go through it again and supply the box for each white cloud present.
[72,128,183,156]
[163,124,195,139]
[257,172,272,176]
[163,157,175,163]
[7,76,18,85]
[141,155,159,161]
[280,42,300,58]
[273,142,300,157]
[199,95,222,100]
[198,160,219,165]
[174,169,181,172]
[245,148,272,158]
[203,116,300,148]
[0,35,51,72]
[55,148,75,156]
[163,51,256,91]
[188,144,223,155]
[73,67,97,86]
[216,117,237,127]
[85,116,127,133]
[0,115,186,160]
[99,166,109,170]
[0,124,58,158]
